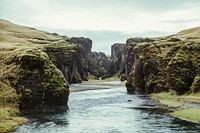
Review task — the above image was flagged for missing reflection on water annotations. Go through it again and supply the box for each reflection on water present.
[15,81,200,133]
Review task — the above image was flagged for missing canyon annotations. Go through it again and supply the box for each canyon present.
[0,19,200,132]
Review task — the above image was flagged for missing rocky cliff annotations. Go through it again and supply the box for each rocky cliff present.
[45,44,88,84]
[106,43,126,79]
[70,37,110,78]
[124,33,200,95]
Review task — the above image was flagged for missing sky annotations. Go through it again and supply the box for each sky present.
[0,0,200,55]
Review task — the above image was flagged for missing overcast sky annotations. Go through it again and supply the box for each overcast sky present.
[1,0,200,55]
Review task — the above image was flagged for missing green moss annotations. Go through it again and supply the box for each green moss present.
[166,43,200,95]
[171,108,200,122]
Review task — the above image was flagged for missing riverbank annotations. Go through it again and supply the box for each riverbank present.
[150,92,200,123]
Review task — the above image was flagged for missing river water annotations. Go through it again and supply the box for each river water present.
[15,81,200,133]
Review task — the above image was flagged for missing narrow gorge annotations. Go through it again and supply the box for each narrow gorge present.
[0,19,200,132]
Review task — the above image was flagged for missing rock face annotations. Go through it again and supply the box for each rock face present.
[45,44,88,84]
[124,36,200,95]
[70,37,92,58]
[88,51,109,78]
[69,37,110,78]
[106,43,126,79]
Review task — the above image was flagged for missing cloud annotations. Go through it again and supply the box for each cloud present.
[0,0,200,54]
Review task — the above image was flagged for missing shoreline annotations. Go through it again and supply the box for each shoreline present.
[150,92,200,124]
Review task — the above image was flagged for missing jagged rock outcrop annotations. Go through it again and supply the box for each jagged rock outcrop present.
[124,35,200,95]
[69,37,110,78]
[70,37,92,58]
[106,43,126,79]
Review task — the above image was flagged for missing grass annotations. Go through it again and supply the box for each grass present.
[150,92,200,107]
[150,92,182,108]
[150,92,200,123]
[158,99,182,108]
[171,108,200,123]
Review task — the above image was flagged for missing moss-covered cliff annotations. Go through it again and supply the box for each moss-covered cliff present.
[0,48,70,114]
[45,44,88,83]
[124,33,200,95]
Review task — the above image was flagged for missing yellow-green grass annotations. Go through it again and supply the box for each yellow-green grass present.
[158,99,182,108]
[171,108,200,123]
[150,92,182,108]
[150,92,200,107]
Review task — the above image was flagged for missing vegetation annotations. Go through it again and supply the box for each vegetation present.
[0,19,72,131]
[0,82,28,133]
[125,27,200,123]
[171,109,200,123]
[151,92,200,123]
[125,38,200,95]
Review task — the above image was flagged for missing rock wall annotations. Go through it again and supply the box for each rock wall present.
[88,51,109,78]
[124,37,200,95]
[69,37,110,78]
[106,43,126,79]
[45,43,88,84]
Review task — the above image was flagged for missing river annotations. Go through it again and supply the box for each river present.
[14,81,200,133]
